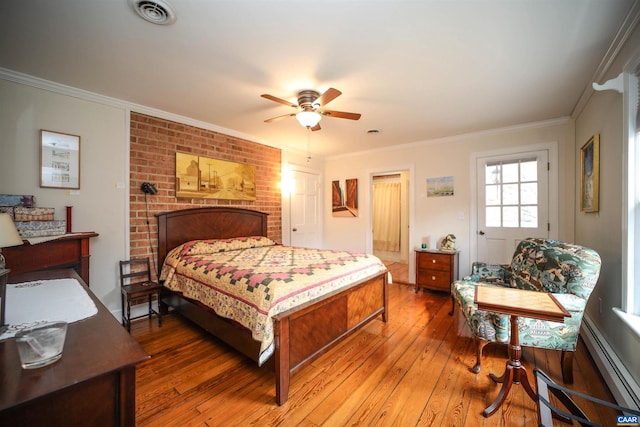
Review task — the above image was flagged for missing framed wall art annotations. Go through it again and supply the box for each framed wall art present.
[40,130,81,189]
[175,152,256,201]
[332,178,358,217]
[427,176,454,197]
[580,134,599,213]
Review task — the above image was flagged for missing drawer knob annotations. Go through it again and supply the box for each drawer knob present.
[432,260,436,263]
[431,276,436,280]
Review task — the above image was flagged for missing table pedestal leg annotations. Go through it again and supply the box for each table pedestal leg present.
[483,315,537,417]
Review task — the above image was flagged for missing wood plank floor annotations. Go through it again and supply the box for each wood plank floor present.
[131,269,619,426]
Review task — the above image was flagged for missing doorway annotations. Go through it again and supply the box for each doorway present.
[289,169,322,248]
[472,143,558,264]
[372,170,410,266]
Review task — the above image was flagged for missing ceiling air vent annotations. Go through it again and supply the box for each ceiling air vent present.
[129,0,176,25]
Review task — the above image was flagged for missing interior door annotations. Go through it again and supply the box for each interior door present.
[290,169,321,248]
[476,150,549,264]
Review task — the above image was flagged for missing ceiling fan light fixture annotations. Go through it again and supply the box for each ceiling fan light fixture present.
[296,110,321,128]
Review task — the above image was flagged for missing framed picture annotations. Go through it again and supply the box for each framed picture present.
[40,130,81,189]
[580,134,599,212]
[427,176,454,197]
[332,178,358,217]
[175,152,256,201]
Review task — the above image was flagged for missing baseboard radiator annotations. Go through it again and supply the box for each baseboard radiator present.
[582,316,640,409]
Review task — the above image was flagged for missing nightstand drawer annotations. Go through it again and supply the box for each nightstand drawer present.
[417,252,452,271]
[417,270,451,291]
[415,249,459,294]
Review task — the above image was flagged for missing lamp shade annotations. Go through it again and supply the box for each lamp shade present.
[296,110,321,128]
[0,213,23,248]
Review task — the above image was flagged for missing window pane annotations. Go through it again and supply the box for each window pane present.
[503,206,519,227]
[486,207,501,227]
[503,184,519,205]
[486,165,501,184]
[521,160,537,182]
[503,163,519,183]
[521,182,537,204]
[486,184,500,205]
[521,206,538,228]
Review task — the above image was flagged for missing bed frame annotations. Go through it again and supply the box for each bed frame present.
[156,207,388,405]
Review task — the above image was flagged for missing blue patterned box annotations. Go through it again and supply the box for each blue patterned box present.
[15,220,66,238]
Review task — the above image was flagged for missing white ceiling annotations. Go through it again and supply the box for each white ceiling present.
[0,1,636,157]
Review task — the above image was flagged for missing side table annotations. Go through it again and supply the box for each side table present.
[474,285,570,417]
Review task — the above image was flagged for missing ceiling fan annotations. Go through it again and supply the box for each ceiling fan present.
[261,88,361,131]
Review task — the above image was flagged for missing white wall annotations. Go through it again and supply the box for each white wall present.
[0,78,128,315]
[324,120,574,281]
[574,22,640,395]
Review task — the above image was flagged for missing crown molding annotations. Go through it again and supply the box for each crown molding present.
[327,116,570,160]
[0,67,282,151]
[572,1,640,118]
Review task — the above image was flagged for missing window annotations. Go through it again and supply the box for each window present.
[627,69,640,315]
[484,158,539,229]
[617,66,640,332]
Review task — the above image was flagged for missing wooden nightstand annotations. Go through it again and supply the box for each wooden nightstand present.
[415,249,459,293]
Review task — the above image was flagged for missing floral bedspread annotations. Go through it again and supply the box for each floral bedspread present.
[159,236,387,365]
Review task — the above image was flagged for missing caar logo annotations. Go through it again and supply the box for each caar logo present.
[617,415,640,426]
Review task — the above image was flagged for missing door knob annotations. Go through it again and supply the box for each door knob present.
[478,230,485,235]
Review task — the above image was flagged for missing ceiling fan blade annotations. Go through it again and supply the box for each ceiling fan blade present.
[310,123,321,132]
[320,110,361,120]
[261,94,298,108]
[315,88,341,107]
[264,113,296,123]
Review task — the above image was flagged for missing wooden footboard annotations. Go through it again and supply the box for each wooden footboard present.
[156,207,389,405]
[273,270,388,405]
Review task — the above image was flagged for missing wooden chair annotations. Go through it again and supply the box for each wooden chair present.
[535,368,640,427]
[120,258,162,332]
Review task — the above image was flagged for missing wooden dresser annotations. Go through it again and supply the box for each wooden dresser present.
[2,232,98,285]
[0,269,148,426]
[415,249,459,293]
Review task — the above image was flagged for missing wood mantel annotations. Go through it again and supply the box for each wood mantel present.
[2,232,98,285]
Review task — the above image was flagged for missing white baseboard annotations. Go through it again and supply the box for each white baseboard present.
[581,315,640,409]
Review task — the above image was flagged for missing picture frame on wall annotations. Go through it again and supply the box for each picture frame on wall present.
[40,130,81,189]
[332,178,358,217]
[580,134,599,213]
[175,152,256,201]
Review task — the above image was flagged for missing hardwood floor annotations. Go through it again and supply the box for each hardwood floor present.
[132,274,619,426]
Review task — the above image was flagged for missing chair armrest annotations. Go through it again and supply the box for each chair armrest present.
[464,262,511,284]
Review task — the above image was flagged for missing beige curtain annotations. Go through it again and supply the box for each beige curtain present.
[373,182,401,251]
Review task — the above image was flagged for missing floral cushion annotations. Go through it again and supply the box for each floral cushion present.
[451,238,601,351]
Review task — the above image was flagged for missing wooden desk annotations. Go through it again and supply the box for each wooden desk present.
[474,285,570,418]
[3,232,98,285]
[0,269,148,426]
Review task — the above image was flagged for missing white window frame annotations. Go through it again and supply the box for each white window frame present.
[613,56,640,336]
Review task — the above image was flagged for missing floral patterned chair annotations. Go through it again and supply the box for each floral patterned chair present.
[450,238,601,383]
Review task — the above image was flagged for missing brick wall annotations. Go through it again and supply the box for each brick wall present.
[129,112,282,272]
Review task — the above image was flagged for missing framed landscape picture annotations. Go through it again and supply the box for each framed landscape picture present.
[175,152,256,201]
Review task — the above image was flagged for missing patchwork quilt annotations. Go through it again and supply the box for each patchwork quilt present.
[160,236,387,365]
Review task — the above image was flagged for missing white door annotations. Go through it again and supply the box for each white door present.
[476,150,549,264]
[290,170,321,248]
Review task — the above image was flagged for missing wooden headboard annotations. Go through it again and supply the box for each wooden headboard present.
[156,207,269,275]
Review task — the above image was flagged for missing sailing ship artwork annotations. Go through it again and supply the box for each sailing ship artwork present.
[175,152,256,201]
[332,178,358,217]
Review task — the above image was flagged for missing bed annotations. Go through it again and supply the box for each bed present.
[156,207,389,405]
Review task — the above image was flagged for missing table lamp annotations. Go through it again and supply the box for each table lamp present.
[0,213,23,270]
[0,213,22,333]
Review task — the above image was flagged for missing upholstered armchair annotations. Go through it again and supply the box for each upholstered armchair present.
[450,238,601,383]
